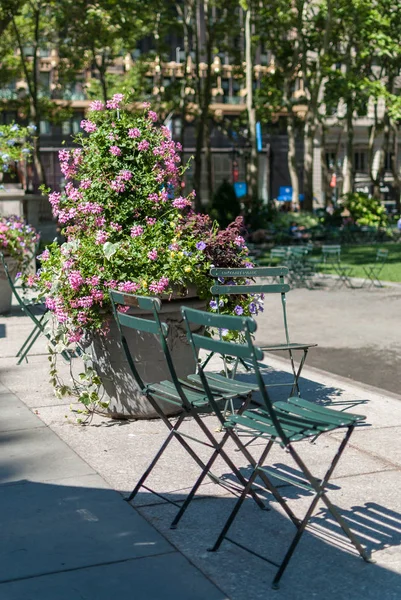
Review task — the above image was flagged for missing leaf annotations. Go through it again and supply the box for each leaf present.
[103,241,119,260]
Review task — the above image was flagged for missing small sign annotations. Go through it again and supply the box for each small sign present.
[234,182,247,198]
[256,122,262,152]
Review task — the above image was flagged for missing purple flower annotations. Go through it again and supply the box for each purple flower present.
[128,128,141,138]
[209,300,218,310]
[80,119,97,133]
[147,248,158,261]
[172,197,191,209]
[89,100,104,111]
[249,302,257,314]
[109,145,122,156]
[130,225,144,238]
[148,110,158,122]
[234,305,243,316]
[137,140,149,151]
[196,241,206,251]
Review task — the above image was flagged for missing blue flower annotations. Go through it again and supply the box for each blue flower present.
[234,305,243,316]
[15,272,22,279]
[209,300,218,310]
[22,148,31,154]
[27,125,37,133]
[10,124,19,132]
[249,302,257,314]
[7,139,16,146]
[1,153,10,162]
[196,241,206,251]
[219,328,229,337]
[183,250,192,256]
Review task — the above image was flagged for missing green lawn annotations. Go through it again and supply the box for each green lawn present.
[259,243,401,282]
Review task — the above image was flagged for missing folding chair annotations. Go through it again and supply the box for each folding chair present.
[320,245,354,288]
[109,290,268,528]
[181,306,371,589]
[208,266,317,398]
[0,252,71,364]
[362,248,388,288]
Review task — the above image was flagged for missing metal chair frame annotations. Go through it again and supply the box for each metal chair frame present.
[109,290,269,529]
[361,249,388,288]
[181,306,371,589]
[1,252,71,364]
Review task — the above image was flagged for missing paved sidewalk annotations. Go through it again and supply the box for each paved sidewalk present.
[1,308,401,599]
[0,381,227,599]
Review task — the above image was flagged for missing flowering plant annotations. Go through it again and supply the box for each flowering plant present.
[0,123,34,180]
[31,95,259,346]
[0,215,39,268]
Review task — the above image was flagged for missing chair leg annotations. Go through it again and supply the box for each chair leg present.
[16,323,40,358]
[272,427,370,589]
[17,327,43,365]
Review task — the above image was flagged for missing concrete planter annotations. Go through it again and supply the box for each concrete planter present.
[88,295,206,419]
[0,256,20,314]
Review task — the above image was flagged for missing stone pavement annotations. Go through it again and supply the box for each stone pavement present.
[1,296,401,599]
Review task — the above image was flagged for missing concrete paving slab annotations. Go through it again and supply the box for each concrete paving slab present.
[0,476,174,583]
[0,552,228,600]
[0,392,46,432]
[0,426,94,484]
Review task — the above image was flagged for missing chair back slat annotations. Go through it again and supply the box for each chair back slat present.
[117,311,168,336]
[211,283,289,295]
[110,290,161,311]
[210,266,288,277]
[181,306,257,333]
[376,249,388,260]
[191,332,263,361]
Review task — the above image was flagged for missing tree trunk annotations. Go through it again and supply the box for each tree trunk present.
[287,113,299,205]
[390,124,401,214]
[342,100,354,195]
[205,119,213,202]
[303,117,314,211]
[245,7,258,200]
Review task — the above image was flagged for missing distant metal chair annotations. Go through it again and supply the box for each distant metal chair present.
[0,252,71,364]
[320,245,354,288]
[208,266,317,397]
[181,306,371,589]
[109,290,268,528]
[362,248,388,288]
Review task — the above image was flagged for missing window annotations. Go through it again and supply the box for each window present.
[385,152,394,171]
[325,152,336,169]
[354,151,366,172]
[39,121,51,135]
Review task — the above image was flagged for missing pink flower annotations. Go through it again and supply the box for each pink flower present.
[39,248,50,261]
[117,305,130,313]
[118,281,140,293]
[110,222,122,232]
[109,145,122,156]
[234,236,245,247]
[130,225,144,237]
[77,296,93,308]
[106,93,124,109]
[80,119,97,133]
[110,180,125,193]
[95,230,109,245]
[86,275,100,286]
[96,216,106,227]
[45,297,57,310]
[172,197,191,209]
[77,202,103,215]
[143,102,151,109]
[91,289,104,302]
[137,140,149,151]
[119,169,132,181]
[146,217,156,226]
[68,330,83,343]
[128,128,141,138]
[89,100,104,111]
[160,125,171,139]
[68,270,84,290]
[149,276,169,294]
[49,192,61,208]
[147,248,158,261]
[80,179,92,189]
[77,312,88,324]
[148,110,158,122]
[72,149,83,165]
[147,192,160,203]
[58,149,70,162]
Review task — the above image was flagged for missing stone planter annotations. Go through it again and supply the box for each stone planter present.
[0,256,19,314]
[88,295,206,419]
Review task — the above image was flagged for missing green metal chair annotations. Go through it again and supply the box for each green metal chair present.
[109,290,268,527]
[320,245,354,288]
[0,252,71,364]
[208,266,317,398]
[362,248,388,288]
[181,306,371,589]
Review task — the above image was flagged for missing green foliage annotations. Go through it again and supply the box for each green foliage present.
[341,193,387,227]
[0,122,33,174]
[272,211,319,231]
[243,197,273,232]
[207,180,241,228]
